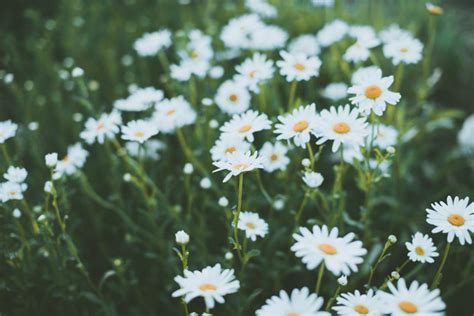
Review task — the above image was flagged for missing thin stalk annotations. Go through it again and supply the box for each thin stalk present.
[176,128,208,176]
[325,285,341,311]
[367,240,393,287]
[288,80,297,110]
[306,142,315,170]
[232,174,244,263]
[315,263,325,294]
[431,243,451,289]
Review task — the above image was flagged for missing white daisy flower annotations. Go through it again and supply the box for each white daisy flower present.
[56,143,89,176]
[274,103,318,148]
[303,171,324,188]
[277,51,322,82]
[316,19,348,47]
[245,0,277,18]
[0,120,18,143]
[332,289,384,316]
[172,264,240,310]
[288,35,321,56]
[378,278,445,315]
[341,144,364,164]
[220,110,272,142]
[256,287,330,316]
[379,24,412,44]
[311,0,335,7]
[426,3,443,15]
[133,29,171,57]
[152,96,197,133]
[4,166,27,183]
[426,196,474,245]
[234,53,274,93]
[237,211,269,241]
[260,142,290,172]
[405,232,439,264]
[249,25,288,51]
[314,105,369,152]
[121,120,158,144]
[351,66,380,85]
[210,134,251,162]
[374,124,398,149]
[175,230,190,245]
[213,151,265,182]
[125,139,165,160]
[383,36,423,65]
[220,14,265,50]
[215,80,251,114]
[343,36,380,63]
[0,181,24,202]
[291,225,367,276]
[458,114,474,154]
[321,83,348,101]
[80,111,122,144]
[114,87,164,112]
[348,68,401,116]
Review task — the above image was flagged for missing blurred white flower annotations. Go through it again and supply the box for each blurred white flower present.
[175,230,190,245]
[302,171,324,188]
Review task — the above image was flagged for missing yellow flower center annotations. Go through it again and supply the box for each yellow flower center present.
[229,94,238,102]
[319,243,337,255]
[415,246,425,256]
[333,122,351,134]
[239,124,252,133]
[428,5,443,15]
[134,131,145,138]
[233,163,249,171]
[399,47,409,53]
[199,283,217,291]
[225,146,237,154]
[63,155,70,161]
[354,304,369,314]
[364,85,382,99]
[245,222,255,229]
[10,191,17,196]
[97,122,105,130]
[270,154,278,161]
[166,109,176,116]
[447,214,465,226]
[191,51,199,59]
[287,313,299,316]
[293,120,309,132]
[249,70,257,78]
[399,301,418,313]
[293,63,305,71]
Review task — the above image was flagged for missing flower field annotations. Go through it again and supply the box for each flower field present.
[1,0,474,315]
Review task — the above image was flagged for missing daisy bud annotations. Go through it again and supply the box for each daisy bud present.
[209,119,219,129]
[337,275,348,286]
[301,158,311,168]
[45,153,58,167]
[123,173,132,182]
[225,251,233,260]
[113,258,122,267]
[52,171,61,180]
[183,163,194,175]
[391,271,400,280]
[218,197,229,207]
[4,73,14,84]
[72,112,83,122]
[388,234,397,244]
[33,205,42,213]
[38,214,47,222]
[44,181,53,193]
[200,177,212,189]
[13,208,22,218]
[175,230,190,245]
[273,199,285,210]
[28,122,39,131]
[201,98,213,107]
[71,67,84,77]
[302,171,324,188]
[387,146,396,154]
[209,66,224,79]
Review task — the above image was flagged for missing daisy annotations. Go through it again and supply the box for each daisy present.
[152,96,197,133]
[379,24,412,44]
[303,171,324,188]
[249,25,288,51]
[277,51,322,82]
[256,287,330,316]
[213,151,265,182]
[383,37,424,65]
[348,68,401,116]
[311,0,335,7]
[288,35,321,56]
[114,87,164,112]
[291,225,367,276]
[332,289,384,316]
[405,232,439,264]
[274,103,318,148]
[245,0,277,18]
[0,120,18,143]
[458,114,474,154]
[343,36,380,63]
[234,53,274,93]
[426,3,443,15]
[378,278,445,315]
[220,110,272,142]
[351,66,380,85]
[314,105,369,152]
[215,80,251,114]
[126,139,165,159]
[133,29,172,57]
[172,264,240,310]
[56,143,89,176]
[210,134,251,162]
[260,142,290,172]
[80,111,122,144]
[374,124,398,149]
[316,19,348,47]
[237,211,269,241]
[220,14,265,50]
[0,181,24,202]
[121,120,158,144]
[321,83,348,101]
[4,166,27,183]
[426,196,474,245]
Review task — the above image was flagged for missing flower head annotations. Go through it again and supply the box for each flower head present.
[274,103,318,148]
[80,111,122,144]
[237,211,269,241]
[405,232,439,263]
[260,142,290,172]
[277,51,322,82]
[213,151,265,182]
[220,110,272,142]
[215,80,251,115]
[121,120,158,144]
[333,289,384,316]
[0,120,18,143]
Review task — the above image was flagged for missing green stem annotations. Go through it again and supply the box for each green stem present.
[288,80,297,110]
[367,240,392,287]
[294,191,310,227]
[1,144,12,165]
[315,263,325,294]
[176,128,208,176]
[431,242,451,289]
[232,174,244,264]
[306,142,315,170]
[325,285,341,311]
